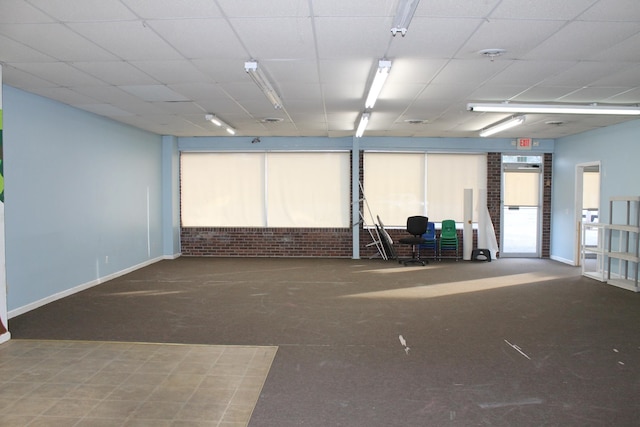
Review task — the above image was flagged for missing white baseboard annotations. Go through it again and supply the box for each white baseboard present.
[550,254,576,266]
[8,255,175,319]
[0,332,10,345]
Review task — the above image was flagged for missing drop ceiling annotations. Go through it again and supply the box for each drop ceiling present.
[1,0,640,139]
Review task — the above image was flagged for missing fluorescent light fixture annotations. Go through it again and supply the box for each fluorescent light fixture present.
[479,115,525,137]
[391,0,420,36]
[365,60,392,109]
[468,102,640,116]
[355,112,371,138]
[205,114,236,135]
[244,60,284,109]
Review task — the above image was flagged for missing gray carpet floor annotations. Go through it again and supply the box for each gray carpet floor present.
[8,257,640,426]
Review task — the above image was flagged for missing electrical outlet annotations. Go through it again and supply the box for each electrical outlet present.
[105,256,109,264]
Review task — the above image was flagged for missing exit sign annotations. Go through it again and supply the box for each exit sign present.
[517,137,532,150]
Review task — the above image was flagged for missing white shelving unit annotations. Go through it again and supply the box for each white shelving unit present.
[606,196,640,292]
[581,222,607,282]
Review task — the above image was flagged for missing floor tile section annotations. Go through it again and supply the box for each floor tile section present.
[0,340,277,427]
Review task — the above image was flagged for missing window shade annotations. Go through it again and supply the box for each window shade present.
[266,152,350,227]
[180,152,265,227]
[426,154,487,222]
[582,171,600,210]
[363,153,425,227]
[180,152,349,228]
[504,171,540,207]
[364,152,486,226]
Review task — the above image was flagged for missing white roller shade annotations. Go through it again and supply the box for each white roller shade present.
[180,152,349,228]
[427,154,487,222]
[583,171,600,209]
[364,153,425,227]
[504,171,540,206]
[180,153,265,227]
[267,152,350,227]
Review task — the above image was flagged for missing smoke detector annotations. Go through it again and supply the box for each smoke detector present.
[478,48,506,61]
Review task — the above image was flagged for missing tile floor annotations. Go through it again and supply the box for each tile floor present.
[0,340,277,426]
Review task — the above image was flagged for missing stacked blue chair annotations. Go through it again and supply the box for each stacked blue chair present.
[419,222,438,260]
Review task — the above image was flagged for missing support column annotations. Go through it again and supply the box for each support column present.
[352,137,360,259]
[0,65,10,343]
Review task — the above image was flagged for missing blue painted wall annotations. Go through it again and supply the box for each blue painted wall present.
[3,86,165,313]
[552,119,640,263]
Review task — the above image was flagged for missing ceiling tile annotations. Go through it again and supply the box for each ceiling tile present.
[230,17,315,60]
[490,0,598,20]
[389,18,482,59]
[68,21,183,61]
[0,34,54,62]
[72,85,145,105]
[217,0,311,17]
[430,59,511,85]
[556,87,635,102]
[590,64,640,86]
[120,0,222,19]
[190,59,247,86]
[489,60,577,87]
[416,0,501,18]
[26,0,137,21]
[456,19,567,59]
[130,60,212,84]
[589,32,640,62]
[512,86,581,102]
[167,83,228,102]
[605,87,640,103]
[314,17,391,59]
[578,0,640,21]
[150,101,205,114]
[1,65,58,89]
[0,23,117,61]
[312,0,394,16]
[10,62,105,86]
[541,61,630,86]
[77,104,134,116]
[2,0,639,139]
[0,0,54,23]
[72,61,160,85]
[523,21,640,61]
[119,85,190,102]
[28,87,99,105]
[145,18,243,60]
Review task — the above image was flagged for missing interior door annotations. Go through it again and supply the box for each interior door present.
[501,158,542,257]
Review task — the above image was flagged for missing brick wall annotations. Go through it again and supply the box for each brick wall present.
[542,153,552,258]
[181,227,352,257]
[487,153,502,255]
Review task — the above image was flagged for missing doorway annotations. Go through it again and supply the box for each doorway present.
[501,155,543,257]
[575,162,601,267]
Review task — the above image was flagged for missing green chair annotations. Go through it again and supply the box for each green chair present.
[438,219,459,260]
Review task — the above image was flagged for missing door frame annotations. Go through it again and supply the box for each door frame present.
[574,161,601,266]
[500,154,543,257]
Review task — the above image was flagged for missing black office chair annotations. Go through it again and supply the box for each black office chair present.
[398,216,429,266]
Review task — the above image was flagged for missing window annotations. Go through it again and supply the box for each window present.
[363,152,486,227]
[180,152,350,227]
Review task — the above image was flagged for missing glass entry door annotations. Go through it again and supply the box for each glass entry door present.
[501,156,542,257]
